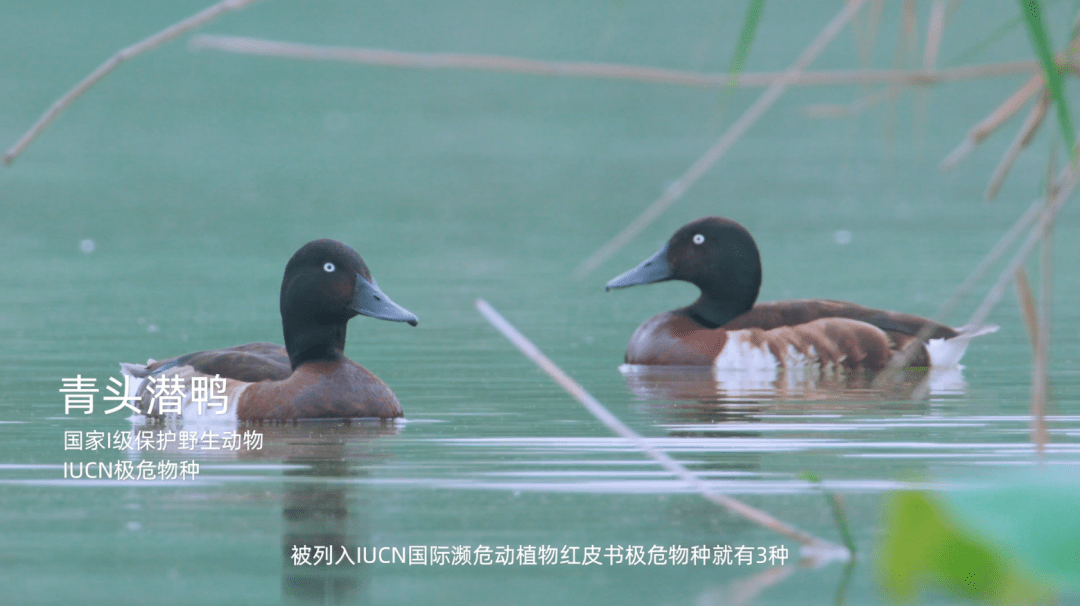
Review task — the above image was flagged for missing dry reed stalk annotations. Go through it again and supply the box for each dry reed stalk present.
[985,91,1050,200]
[829,0,886,120]
[2,0,263,166]
[1035,271,1051,451]
[801,86,897,118]
[914,0,949,144]
[923,0,948,71]
[189,34,1041,89]
[914,159,1072,401]
[1031,318,1049,456]
[901,0,919,67]
[872,194,1046,388]
[803,64,1053,119]
[880,1,915,144]
[943,24,1080,175]
[853,0,886,68]
[571,0,870,279]
[1033,159,1056,456]
[1015,267,1039,349]
[934,198,1042,318]
[940,73,1045,170]
[906,173,1070,399]
[1015,266,1049,455]
[474,299,844,554]
[965,163,1073,329]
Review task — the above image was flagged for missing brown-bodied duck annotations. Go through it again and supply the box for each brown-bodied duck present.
[606,217,997,370]
[122,239,417,421]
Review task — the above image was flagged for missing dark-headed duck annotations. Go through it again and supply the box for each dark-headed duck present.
[606,217,996,370]
[122,239,418,421]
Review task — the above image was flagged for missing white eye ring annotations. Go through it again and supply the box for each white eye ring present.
[692,234,705,245]
[323,262,336,273]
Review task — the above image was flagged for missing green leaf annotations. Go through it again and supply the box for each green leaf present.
[877,490,1049,603]
[943,469,1080,590]
[1020,0,1077,161]
[729,0,766,80]
[878,468,1080,603]
[713,0,766,117]
[947,14,1024,66]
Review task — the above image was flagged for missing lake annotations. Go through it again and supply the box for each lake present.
[1,0,1078,603]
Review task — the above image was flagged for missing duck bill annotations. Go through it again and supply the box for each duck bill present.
[350,275,419,326]
[605,244,674,291]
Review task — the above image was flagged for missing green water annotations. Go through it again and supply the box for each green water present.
[2,0,1079,604]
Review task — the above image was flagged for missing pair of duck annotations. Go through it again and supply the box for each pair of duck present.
[124,217,996,421]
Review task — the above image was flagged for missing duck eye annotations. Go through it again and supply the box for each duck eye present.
[323,262,336,273]
[692,234,705,245]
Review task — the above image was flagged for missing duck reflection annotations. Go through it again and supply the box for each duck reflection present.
[124,418,400,605]
[259,422,400,606]
[620,364,967,414]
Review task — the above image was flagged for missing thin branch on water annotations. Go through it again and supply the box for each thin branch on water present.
[934,199,1042,321]
[940,73,1045,171]
[906,172,1070,400]
[188,34,1042,89]
[2,0,263,166]
[474,298,845,557]
[964,163,1074,329]
[985,91,1050,200]
[571,0,870,280]
[872,195,1045,388]
[899,160,1072,395]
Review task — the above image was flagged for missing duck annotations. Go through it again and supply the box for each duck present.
[605,216,997,370]
[121,239,418,421]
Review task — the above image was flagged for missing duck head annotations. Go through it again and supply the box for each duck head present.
[606,216,762,328]
[280,239,417,368]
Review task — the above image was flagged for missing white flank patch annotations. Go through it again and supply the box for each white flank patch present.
[713,330,779,371]
[119,362,240,426]
[926,324,1000,368]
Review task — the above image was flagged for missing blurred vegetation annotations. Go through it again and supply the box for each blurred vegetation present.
[878,469,1080,603]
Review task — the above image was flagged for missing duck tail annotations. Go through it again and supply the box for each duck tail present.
[927,324,999,368]
[119,361,152,378]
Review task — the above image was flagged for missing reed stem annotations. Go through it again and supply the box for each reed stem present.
[2,0,264,166]
[572,0,870,279]
[188,35,1040,89]
[475,298,844,556]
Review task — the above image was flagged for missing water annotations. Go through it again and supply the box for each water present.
[2,0,1079,603]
